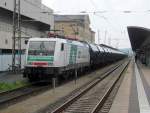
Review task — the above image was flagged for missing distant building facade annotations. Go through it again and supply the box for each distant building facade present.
[0,0,54,71]
[54,15,95,43]
[0,0,54,50]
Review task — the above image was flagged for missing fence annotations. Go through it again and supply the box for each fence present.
[0,54,25,72]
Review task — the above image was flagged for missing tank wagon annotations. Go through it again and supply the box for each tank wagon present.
[100,44,126,63]
[23,37,127,81]
[87,44,126,69]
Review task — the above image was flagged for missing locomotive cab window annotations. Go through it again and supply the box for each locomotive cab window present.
[28,41,56,56]
[61,43,64,51]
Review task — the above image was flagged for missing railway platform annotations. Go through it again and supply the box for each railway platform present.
[0,73,27,83]
[109,59,150,113]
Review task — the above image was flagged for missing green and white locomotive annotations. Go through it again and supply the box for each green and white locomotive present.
[23,37,90,81]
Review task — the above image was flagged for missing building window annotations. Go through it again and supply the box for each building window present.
[5,39,8,45]
[4,2,6,6]
[25,40,28,44]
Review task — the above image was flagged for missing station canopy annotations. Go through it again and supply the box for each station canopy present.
[127,26,150,52]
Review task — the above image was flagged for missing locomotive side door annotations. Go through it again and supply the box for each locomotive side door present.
[60,43,66,67]
[63,43,68,67]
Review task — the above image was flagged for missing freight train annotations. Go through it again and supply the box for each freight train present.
[23,36,127,82]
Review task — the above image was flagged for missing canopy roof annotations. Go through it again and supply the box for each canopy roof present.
[127,26,150,51]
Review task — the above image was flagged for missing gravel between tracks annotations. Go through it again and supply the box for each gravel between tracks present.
[36,60,126,113]
[0,60,124,113]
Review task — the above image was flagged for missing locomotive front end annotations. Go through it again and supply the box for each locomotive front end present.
[23,38,56,81]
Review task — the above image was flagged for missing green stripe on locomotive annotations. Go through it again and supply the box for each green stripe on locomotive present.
[27,56,54,62]
[69,45,77,64]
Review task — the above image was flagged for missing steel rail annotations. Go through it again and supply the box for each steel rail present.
[91,60,130,113]
[51,60,127,113]
[0,84,50,108]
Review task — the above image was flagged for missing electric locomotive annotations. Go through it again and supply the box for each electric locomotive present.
[23,37,90,81]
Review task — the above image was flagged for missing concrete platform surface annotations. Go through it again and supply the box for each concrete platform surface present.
[0,73,27,83]
[109,59,150,113]
[0,72,27,83]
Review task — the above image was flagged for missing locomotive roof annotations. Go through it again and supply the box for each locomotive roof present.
[100,44,126,54]
[28,37,89,47]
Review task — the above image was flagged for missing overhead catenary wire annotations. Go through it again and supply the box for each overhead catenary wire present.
[88,0,99,11]
[93,14,119,32]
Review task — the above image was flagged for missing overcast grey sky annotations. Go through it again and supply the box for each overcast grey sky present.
[42,0,150,49]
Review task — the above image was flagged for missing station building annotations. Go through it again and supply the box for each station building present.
[128,26,150,66]
[54,15,95,43]
[0,0,54,71]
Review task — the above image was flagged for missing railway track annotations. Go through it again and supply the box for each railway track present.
[50,60,130,113]
[0,59,128,111]
[0,84,51,109]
